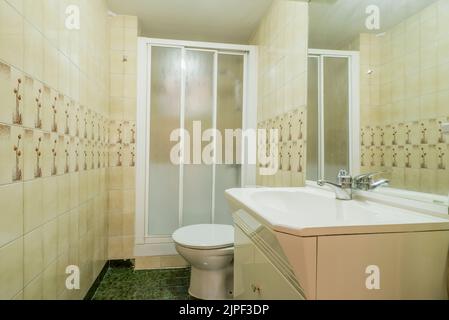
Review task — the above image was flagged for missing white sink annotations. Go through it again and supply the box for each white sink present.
[226,187,449,237]
[227,187,449,299]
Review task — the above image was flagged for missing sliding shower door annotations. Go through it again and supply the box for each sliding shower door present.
[307,50,359,182]
[323,57,350,180]
[182,50,215,226]
[147,45,246,237]
[148,47,182,236]
[214,54,244,225]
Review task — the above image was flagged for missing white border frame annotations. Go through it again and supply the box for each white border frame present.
[308,49,361,179]
[135,37,258,256]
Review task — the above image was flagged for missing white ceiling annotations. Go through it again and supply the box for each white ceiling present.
[106,0,274,44]
[309,0,439,49]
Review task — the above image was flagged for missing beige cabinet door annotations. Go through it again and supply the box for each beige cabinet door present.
[234,226,304,300]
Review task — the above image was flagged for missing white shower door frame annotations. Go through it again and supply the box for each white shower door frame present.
[135,37,257,256]
[307,48,361,181]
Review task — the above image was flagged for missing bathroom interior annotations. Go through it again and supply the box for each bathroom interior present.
[0,0,448,301]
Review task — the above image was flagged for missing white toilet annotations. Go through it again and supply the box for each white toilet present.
[172,224,234,300]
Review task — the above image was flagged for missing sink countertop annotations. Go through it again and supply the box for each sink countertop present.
[225,187,449,237]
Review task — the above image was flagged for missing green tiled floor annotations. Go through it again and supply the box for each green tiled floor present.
[92,264,192,300]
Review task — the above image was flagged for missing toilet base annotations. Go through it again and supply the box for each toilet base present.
[189,264,234,300]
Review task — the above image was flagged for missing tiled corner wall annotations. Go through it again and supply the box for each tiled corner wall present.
[356,0,449,195]
[250,0,309,187]
[0,0,110,300]
[107,15,138,260]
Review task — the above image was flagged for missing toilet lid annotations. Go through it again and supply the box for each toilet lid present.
[172,224,234,250]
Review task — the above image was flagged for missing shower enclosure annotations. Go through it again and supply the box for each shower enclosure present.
[307,49,360,182]
[135,38,257,256]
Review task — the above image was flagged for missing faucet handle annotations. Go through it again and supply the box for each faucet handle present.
[337,169,349,178]
[354,171,388,181]
[353,171,390,191]
[337,169,352,186]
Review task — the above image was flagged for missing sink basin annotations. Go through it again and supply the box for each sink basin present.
[226,187,449,237]
[227,186,449,299]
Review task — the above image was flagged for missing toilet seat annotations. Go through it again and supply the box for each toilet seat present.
[173,224,234,250]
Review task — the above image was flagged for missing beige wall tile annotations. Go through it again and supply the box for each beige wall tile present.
[78,202,87,237]
[23,273,43,300]
[42,261,58,300]
[122,213,134,237]
[110,15,124,29]
[23,20,44,80]
[122,236,134,258]
[124,28,137,52]
[122,166,135,189]
[358,0,449,195]
[0,0,111,300]
[0,125,13,184]
[23,178,43,233]
[252,0,308,187]
[24,226,44,285]
[57,174,70,214]
[56,250,69,297]
[43,42,58,88]
[0,0,24,69]
[0,182,23,247]
[110,27,124,51]
[69,172,79,210]
[69,209,79,266]
[123,189,135,214]
[108,190,123,214]
[23,129,44,180]
[123,52,137,75]
[0,237,23,300]
[42,176,58,222]
[0,63,14,125]
[57,212,70,255]
[108,213,122,237]
[42,218,58,267]
[123,98,136,121]
[79,171,88,203]
[123,74,136,99]
[108,236,123,259]
[108,167,122,189]
[110,51,124,74]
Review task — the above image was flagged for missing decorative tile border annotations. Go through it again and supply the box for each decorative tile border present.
[360,117,449,194]
[257,106,307,187]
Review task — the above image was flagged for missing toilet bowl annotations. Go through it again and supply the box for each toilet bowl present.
[172,224,234,300]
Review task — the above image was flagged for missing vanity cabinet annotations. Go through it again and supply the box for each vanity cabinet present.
[234,224,304,300]
[232,207,449,300]
[233,211,305,300]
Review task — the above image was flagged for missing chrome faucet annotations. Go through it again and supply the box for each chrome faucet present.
[318,170,390,200]
[353,172,390,191]
[318,170,353,200]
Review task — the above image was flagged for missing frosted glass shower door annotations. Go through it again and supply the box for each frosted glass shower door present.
[323,57,350,180]
[307,52,352,182]
[146,45,246,237]
[307,56,319,181]
[148,46,182,236]
[182,50,215,226]
[214,54,244,225]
